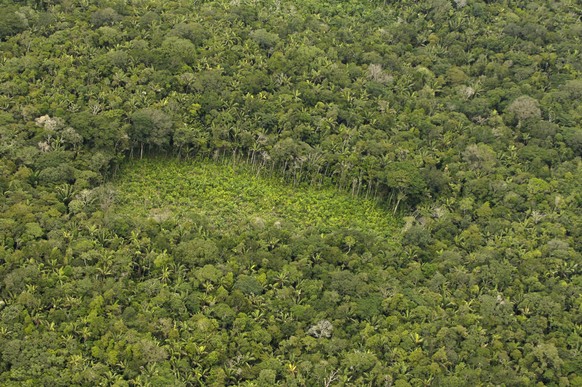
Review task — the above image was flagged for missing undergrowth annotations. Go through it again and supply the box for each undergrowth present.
[113,158,400,238]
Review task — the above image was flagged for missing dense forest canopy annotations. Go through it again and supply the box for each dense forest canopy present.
[0,0,581,385]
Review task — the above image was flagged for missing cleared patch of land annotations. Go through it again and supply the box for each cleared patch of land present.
[114,158,399,237]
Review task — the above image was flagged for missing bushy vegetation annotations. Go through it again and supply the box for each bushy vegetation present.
[115,158,398,236]
[0,0,581,385]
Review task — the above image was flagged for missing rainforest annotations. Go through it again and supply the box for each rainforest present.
[0,0,581,385]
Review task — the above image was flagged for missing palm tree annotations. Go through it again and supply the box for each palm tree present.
[393,191,408,214]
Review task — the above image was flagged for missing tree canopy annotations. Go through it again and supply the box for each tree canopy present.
[0,0,580,385]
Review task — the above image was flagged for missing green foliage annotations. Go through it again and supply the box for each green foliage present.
[0,0,580,384]
[130,109,173,155]
[0,6,28,39]
[90,8,121,28]
[114,159,398,236]
[250,28,279,50]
